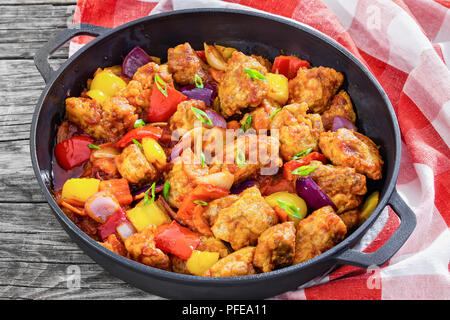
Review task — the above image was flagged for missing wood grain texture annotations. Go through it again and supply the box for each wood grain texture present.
[0,2,160,300]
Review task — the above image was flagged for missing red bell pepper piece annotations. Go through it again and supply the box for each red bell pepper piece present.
[147,83,187,122]
[97,208,128,241]
[54,136,93,170]
[154,221,201,260]
[99,178,133,206]
[272,56,310,79]
[177,184,230,232]
[283,152,327,180]
[116,126,162,148]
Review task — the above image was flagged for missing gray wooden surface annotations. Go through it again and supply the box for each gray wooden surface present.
[0,0,161,300]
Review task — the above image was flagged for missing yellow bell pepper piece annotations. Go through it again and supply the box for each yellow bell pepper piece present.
[126,199,170,232]
[142,137,166,168]
[90,70,126,97]
[86,89,108,104]
[266,73,289,105]
[265,191,307,225]
[359,191,380,224]
[186,250,220,276]
[61,178,100,203]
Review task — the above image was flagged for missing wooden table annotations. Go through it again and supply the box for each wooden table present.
[0,0,160,299]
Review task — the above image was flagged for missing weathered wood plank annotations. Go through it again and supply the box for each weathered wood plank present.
[0,1,76,4]
[0,5,76,30]
[0,4,76,59]
[0,202,161,300]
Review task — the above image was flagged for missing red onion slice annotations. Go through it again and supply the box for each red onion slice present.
[122,46,153,78]
[332,116,357,132]
[230,180,257,194]
[295,177,337,211]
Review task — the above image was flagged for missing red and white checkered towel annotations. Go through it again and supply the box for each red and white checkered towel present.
[71,0,450,300]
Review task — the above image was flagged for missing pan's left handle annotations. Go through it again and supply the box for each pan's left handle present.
[34,23,110,84]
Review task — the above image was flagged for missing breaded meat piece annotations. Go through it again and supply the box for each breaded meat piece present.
[270,102,324,161]
[321,90,356,131]
[309,161,367,213]
[167,43,209,85]
[203,247,256,277]
[319,128,383,180]
[124,225,171,270]
[203,194,240,226]
[294,206,347,264]
[115,143,157,185]
[169,99,209,132]
[210,134,283,184]
[218,52,269,118]
[211,186,278,250]
[65,96,137,141]
[288,66,344,113]
[240,98,281,131]
[253,221,296,273]
[165,148,210,208]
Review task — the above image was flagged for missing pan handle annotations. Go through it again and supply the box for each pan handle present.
[34,23,110,84]
[334,189,416,268]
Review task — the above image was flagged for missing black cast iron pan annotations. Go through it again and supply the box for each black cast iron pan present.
[31,9,416,299]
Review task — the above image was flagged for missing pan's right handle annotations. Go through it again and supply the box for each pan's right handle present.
[34,23,110,84]
[334,189,416,268]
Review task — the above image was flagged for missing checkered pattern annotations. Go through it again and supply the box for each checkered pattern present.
[71,0,450,300]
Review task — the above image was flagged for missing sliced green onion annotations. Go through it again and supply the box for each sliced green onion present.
[244,67,267,81]
[193,200,208,206]
[268,108,281,120]
[277,199,303,220]
[134,119,146,128]
[88,144,101,150]
[200,151,206,168]
[241,115,252,132]
[154,74,168,97]
[194,74,204,88]
[292,148,313,160]
[291,165,317,176]
[191,106,213,126]
[143,182,156,205]
[163,181,170,202]
[236,149,245,168]
[133,139,143,151]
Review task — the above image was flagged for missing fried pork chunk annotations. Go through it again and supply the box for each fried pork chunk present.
[309,161,367,213]
[294,206,347,264]
[167,42,209,85]
[203,194,240,226]
[210,133,283,184]
[65,96,137,141]
[168,99,209,132]
[124,225,171,270]
[319,128,383,180]
[253,221,296,273]
[288,66,344,114]
[321,90,356,131]
[115,143,157,185]
[211,186,278,250]
[270,102,324,161]
[118,62,172,120]
[203,247,257,277]
[218,52,269,118]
